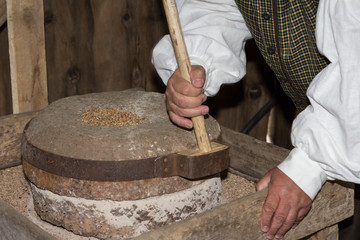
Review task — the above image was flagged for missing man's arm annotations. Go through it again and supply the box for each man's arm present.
[152,0,251,90]
[258,1,360,239]
[280,0,360,203]
[152,0,251,128]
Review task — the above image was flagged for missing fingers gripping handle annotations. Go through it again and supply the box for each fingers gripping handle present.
[162,0,212,153]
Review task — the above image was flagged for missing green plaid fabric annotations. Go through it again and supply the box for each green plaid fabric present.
[234,0,329,111]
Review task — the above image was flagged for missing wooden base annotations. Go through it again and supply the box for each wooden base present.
[0,199,53,240]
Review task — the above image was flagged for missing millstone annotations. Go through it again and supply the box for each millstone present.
[21,89,224,239]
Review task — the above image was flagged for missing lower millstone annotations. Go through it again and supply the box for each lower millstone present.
[31,177,222,239]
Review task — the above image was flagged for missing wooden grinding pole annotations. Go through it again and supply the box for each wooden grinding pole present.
[162,0,212,152]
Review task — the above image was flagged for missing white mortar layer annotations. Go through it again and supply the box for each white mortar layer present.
[31,177,222,239]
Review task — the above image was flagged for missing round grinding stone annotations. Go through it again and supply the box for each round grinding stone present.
[22,89,224,239]
[23,89,221,162]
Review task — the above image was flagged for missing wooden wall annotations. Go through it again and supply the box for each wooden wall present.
[0,0,5,26]
[43,0,167,103]
[0,0,294,148]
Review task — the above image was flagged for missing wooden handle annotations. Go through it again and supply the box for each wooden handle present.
[162,0,211,152]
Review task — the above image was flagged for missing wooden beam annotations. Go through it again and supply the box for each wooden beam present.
[0,199,54,240]
[0,0,5,27]
[308,224,338,240]
[134,182,353,240]
[220,125,289,180]
[0,111,38,169]
[7,0,48,113]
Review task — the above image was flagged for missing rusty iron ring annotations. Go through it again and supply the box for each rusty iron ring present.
[21,122,229,181]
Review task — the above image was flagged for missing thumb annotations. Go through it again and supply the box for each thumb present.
[190,65,206,88]
[256,172,272,191]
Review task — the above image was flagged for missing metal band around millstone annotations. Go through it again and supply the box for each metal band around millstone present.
[21,126,229,181]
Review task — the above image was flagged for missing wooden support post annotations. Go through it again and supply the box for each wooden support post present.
[7,0,48,113]
[0,0,5,27]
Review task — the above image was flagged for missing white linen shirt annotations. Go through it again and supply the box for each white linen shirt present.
[152,0,360,200]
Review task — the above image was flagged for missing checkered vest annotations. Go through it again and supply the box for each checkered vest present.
[234,0,329,111]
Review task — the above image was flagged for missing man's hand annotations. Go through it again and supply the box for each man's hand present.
[256,168,312,239]
[165,65,209,129]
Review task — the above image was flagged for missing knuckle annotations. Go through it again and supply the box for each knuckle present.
[263,204,276,215]
[174,107,186,117]
[168,103,185,117]
[168,110,178,120]
[282,219,295,229]
[172,96,186,109]
[165,90,171,98]
[297,214,306,222]
[168,113,179,125]
[273,215,286,225]
[181,85,192,96]
[166,102,175,113]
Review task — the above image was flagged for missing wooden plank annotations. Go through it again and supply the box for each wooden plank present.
[7,0,48,113]
[43,0,96,102]
[307,224,339,240]
[0,0,5,27]
[0,111,38,169]
[43,0,167,104]
[90,0,168,92]
[0,199,55,240]
[220,125,289,180]
[134,182,353,240]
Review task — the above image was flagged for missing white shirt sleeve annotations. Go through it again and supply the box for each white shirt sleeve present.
[278,0,360,199]
[151,0,252,96]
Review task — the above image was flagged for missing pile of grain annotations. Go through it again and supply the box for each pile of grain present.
[221,172,256,203]
[81,107,146,127]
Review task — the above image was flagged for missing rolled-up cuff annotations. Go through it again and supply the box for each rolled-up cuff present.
[278,147,327,200]
[152,34,246,97]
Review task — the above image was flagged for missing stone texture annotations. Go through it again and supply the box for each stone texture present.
[24,90,221,162]
[23,160,200,201]
[31,177,222,239]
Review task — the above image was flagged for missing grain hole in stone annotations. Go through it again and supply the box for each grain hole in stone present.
[81,107,146,127]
